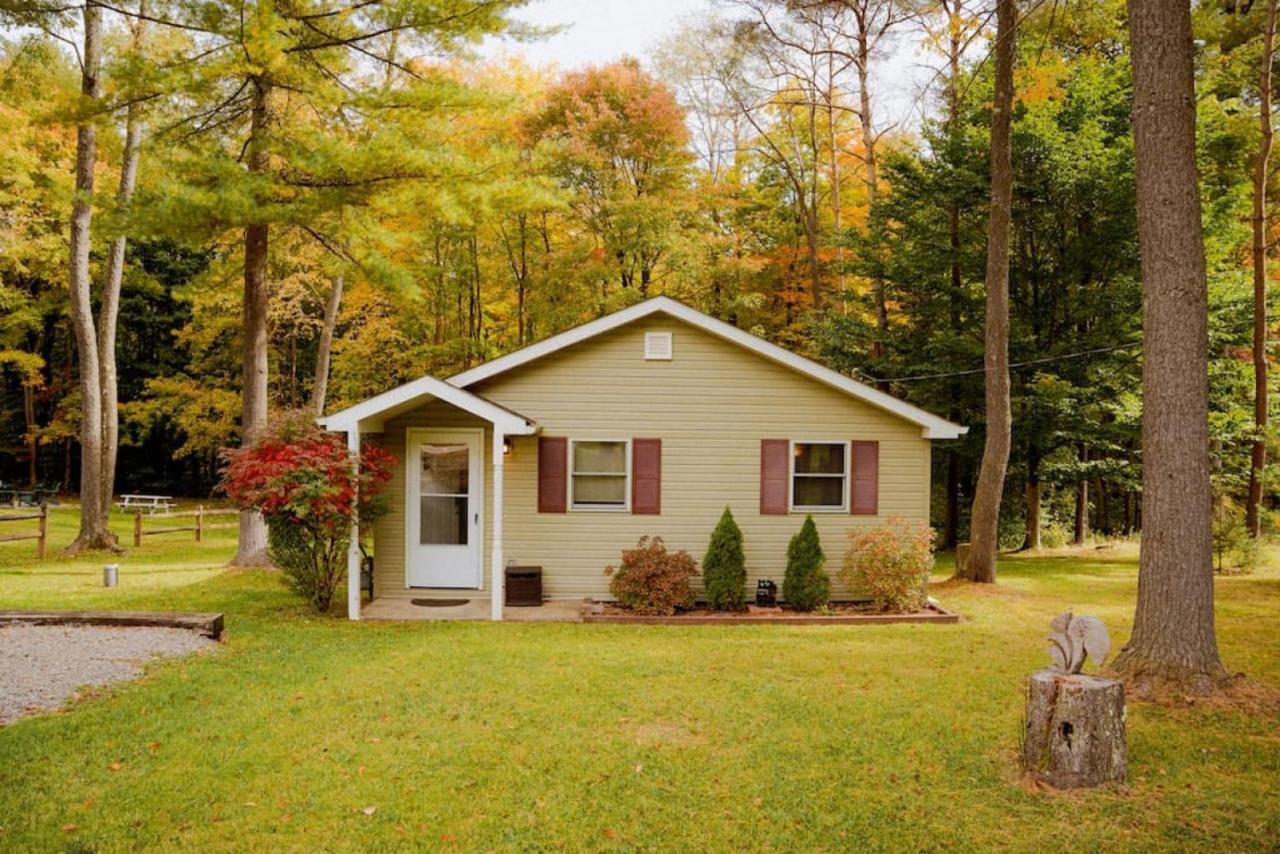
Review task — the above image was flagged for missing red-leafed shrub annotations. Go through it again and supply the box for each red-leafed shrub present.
[604,536,698,615]
[839,518,935,613]
[220,411,394,613]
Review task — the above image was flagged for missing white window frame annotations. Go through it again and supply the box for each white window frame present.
[644,331,673,361]
[789,439,850,513]
[570,438,631,512]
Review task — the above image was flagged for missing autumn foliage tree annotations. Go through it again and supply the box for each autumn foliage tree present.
[220,413,393,613]
[523,59,693,300]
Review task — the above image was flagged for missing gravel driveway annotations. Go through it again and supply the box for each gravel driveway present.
[0,624,215,725]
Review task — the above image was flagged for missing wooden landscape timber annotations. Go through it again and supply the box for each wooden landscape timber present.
[0,609,224,640]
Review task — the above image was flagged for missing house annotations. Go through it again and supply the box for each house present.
[320,296,966,620]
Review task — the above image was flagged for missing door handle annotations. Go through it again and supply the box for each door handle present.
[474,512,479,524]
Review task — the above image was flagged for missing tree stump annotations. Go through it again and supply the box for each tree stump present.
[1022,669,1126,788]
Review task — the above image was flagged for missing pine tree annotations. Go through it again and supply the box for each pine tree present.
[703,507,746,610]
[783,515,829,611]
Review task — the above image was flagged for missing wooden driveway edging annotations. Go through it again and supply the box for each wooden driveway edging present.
[0,610,224,639]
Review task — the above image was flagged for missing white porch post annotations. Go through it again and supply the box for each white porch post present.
[491,427,505,621]
[346,427,362,621]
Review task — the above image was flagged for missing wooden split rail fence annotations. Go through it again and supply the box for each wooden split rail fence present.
[132,506,239,547]
[0,504,48,559]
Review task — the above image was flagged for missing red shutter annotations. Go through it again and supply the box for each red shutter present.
[631,439,661,514]
[851,440,879,515]
[760,439,789,515]
[538,437,567,513]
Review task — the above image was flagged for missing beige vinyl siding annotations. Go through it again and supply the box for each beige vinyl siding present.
[373,314,932,601]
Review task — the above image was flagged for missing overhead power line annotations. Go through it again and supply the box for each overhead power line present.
[858,340,1143,384]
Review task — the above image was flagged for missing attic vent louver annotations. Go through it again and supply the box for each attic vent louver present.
[644,331,673,361]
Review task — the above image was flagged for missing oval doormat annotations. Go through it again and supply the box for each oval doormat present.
[410,598,470,607]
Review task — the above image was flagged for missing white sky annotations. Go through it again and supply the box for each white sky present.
[480,0,703,68]
[479,0,939,130]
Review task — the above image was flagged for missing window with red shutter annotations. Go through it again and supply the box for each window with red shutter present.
[631,439,661,514]
[537,436,568,513]
[760,439,789,515]
[850,440,880,515]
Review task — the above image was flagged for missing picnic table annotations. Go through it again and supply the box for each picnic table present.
[0,481,60,508]
[116,494,176,514]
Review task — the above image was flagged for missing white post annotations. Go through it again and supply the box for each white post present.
[347,427,362,621]
[491,428,505,621]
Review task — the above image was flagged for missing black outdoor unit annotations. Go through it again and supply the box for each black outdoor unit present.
[505,565,543,607]
[756,579,777,607]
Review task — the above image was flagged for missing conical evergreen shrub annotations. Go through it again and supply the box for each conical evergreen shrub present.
[703,507,746,610]
[783,515,830,611]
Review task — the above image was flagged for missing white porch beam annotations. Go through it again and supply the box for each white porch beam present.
[347,428,362,621]
[490,428,505,621]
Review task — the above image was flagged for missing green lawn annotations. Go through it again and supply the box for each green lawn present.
[1,508,1278,851]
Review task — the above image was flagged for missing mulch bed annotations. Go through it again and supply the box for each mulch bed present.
[581,601,959,625]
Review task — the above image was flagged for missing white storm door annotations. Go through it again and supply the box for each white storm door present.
[406,428,483,588]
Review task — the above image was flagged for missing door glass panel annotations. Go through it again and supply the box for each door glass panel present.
[421,495,468,545]
[421,444,468,495]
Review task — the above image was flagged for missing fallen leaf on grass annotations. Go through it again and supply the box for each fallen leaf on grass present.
[62,824,77,833]
[603,829,618,840]
[361,806,377,816]
[109,762,123,771]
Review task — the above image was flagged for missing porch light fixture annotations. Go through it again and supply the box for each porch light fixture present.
[503,437,514,456]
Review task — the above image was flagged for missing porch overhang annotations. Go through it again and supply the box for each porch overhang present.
[320,375,537,624]
[318,374,539,436]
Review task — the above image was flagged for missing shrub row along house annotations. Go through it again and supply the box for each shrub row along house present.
[320,297,966,620]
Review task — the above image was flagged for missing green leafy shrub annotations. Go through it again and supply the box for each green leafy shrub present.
[703,507,746,610]
[783,515,829,611]
[1040,519,1070,549]
[840,518,935,612]
[605,536,698,615]
[1212,499,1246,573]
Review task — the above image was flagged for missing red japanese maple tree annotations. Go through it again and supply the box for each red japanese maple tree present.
[220,412,394,613]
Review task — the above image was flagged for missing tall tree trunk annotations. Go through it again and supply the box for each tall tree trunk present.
[1095,477,1108,536]
[1112,0,1229,691]
[825,52,845,308]
[64,1,115,554]
[855,26,887,354]
[803,201,822,310]
[98,7,145,521]
[1023,447,1042,551]
[232,77,272,567]
[944,447,960,549]
[1246,0,1278,538]
[1073,445,1089,545]
[23,382,37,489]
[956,0,1015,583]
[311,274,343,416]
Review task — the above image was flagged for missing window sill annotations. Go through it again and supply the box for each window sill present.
[571,506,630,513]
[790,506,848,514]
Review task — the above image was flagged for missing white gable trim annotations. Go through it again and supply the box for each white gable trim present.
[447,297,967,439]
[319,375,538,435]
